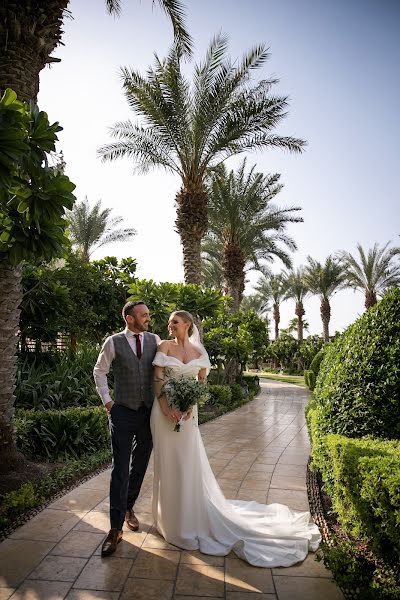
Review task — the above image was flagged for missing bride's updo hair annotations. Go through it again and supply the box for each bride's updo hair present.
[172,310,194,337]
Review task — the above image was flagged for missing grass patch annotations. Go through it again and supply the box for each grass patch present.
[255,372,306,387]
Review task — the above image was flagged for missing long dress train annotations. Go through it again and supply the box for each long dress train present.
[150,352,320,568]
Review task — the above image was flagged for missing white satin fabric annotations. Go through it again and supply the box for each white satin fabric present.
[150,351,321,567]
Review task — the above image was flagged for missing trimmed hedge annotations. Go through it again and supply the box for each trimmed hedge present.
[208,385,233,407]
[0,448,111,531]
[304,369,316,391]
[314,289,400,439]
[16,407,110,461]
[307,400,400,564]
[309,347,325,375]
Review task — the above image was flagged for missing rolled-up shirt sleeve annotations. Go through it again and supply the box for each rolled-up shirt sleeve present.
[93,336,115,406]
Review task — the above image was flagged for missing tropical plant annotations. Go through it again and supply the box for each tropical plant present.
[99,35,305,284]
[201,250,225,290]
[203,161,301,311]
[240,294,269,318]
[266,333,298,372]
[0,89,76,459]
[254,273,287,339]
[338,242,400,309]
[67,196,136,263]
[304,255,346,341]
[127,279,224,339]
[282,268,310,343]
[0,0,192,102]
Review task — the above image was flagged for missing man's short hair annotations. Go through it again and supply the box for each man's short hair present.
[122,300,146,320]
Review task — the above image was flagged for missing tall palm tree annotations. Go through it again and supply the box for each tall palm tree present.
[254,273,287,340]
[99,36,306,284]
[304,256,346,341]
[0,1,191,460]
[240,294,270,319]
[201,251,225,290]
[203,160,302,311]
[0,0,192,102]
[338,242,400,309]
[67,197,136,263]
[283,268,310,343]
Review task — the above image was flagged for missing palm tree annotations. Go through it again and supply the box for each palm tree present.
[304,256,346,341]
[99,36,306,284]
[240,294,269,319]
[201,251,225,290]
[0,1,191,461]
[0,0,192,102]
[203,160,302,311]
[338,242,400,309]
[254,273,287,340]
[67,197,136,263]
[283,268,310,343]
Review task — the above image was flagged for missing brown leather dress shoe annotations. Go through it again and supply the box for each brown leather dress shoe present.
[125,509,139,531]
[101,528,123,556]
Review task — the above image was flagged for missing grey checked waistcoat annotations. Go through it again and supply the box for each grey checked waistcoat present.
[112,332,157,410]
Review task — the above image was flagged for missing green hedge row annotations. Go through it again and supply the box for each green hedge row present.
[0,448,111,531]
[314,289,400,440]
[307,400,400,564]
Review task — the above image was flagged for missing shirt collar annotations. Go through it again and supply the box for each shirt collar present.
[124,328,144,338]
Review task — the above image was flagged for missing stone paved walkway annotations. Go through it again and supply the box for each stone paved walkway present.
[0,381,344,600]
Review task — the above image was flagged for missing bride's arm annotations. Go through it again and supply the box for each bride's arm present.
[154,363,182,423]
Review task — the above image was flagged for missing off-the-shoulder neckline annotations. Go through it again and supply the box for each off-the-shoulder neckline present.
[155,351,204,365]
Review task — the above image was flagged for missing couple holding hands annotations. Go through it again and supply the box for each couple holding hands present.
[94,301,320,567]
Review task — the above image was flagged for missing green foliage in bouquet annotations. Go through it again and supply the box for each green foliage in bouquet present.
[161,376,209,431]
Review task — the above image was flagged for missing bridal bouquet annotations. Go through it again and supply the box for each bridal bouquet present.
[161,376,209,432]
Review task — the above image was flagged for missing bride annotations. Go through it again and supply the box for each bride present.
[151,310,321,568]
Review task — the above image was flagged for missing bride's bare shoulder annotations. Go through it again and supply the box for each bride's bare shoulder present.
[158,340,172,355]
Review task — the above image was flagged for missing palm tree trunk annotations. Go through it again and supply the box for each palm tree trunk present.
[320,298,331,342]
[295,301,305,343]
[0,257,23,462]
[0,1,68,102]
[365,289,377,309]
[175,187,208,284]
[223,242,245,312]
[273,303,280,339]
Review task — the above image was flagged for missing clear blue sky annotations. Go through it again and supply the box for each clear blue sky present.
[38,0,400,336]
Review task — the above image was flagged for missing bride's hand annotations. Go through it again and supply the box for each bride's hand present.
[164,408,182,423]
[183,409,193,421]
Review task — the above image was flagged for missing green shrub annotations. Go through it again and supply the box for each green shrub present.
[208,385,233,407]
[16,407,109,461]
[314,289,400,439]
[304,369,316,391]
[242,374,260,394]
[307,401,400,564]
[230,383,243,405]
[0,448,111,531]
[16,344,101,410]
[309,347,325,375]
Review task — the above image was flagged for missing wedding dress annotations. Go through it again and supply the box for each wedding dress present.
[150,351,321,568]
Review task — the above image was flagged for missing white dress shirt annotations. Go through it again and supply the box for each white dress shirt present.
[93,328,161,406]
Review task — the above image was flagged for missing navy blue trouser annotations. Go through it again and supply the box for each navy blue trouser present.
[109,403,153,530]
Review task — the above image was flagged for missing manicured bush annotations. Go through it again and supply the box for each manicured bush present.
[208,385,232,407]
[304,369,316,391]
[309,347,325,375]
[307,401,400,564]
[314,289,400,439]
[16,407,109,461]
[230,383,243,405]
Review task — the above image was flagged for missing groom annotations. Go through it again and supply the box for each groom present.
[93,300,160,556]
